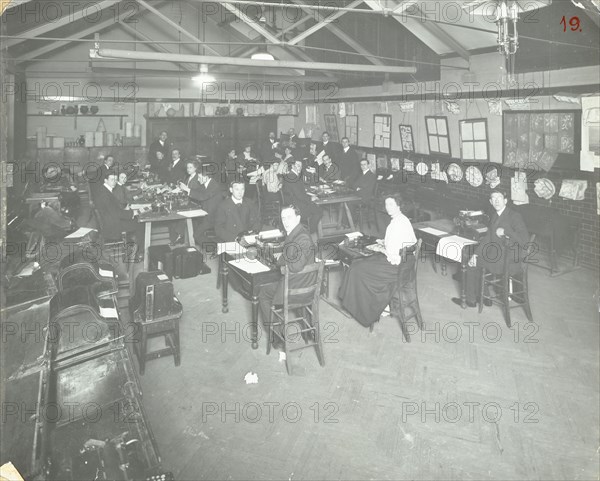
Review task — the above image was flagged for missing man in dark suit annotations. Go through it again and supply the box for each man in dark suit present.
[87,153,114,202]
[338,137,361,185]
[261,131,279,161]
[318,154,342,183]
[258,205,317,349]
[319,132,340,159]
[164,148,187,185]
[282,159,322,235]
[93,170,144,261]
[452,189,530,308]
[214,180,261,242]
[148,131,173,165]
[351,158,376,202]
[190,166,223,249]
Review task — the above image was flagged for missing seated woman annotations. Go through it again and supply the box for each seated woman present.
[338,194,417,328]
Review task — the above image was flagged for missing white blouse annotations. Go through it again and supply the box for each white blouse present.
[384,213,417,265]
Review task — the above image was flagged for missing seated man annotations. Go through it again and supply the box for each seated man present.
[185,165,222,249]
[86,153,114,201]
[214,180,261,242]
[258,205,316,349]
[282,159,322,236]
[93,170,145,262]
[451,189,530,308]
[113,172,134,208]
[318,154,341,183]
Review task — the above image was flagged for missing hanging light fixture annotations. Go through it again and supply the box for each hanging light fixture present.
[193,64,215,84]
[250,16,275,61]
[463,1,552,81]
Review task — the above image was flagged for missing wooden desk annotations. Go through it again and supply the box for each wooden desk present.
[137,208,207,270]
[310,186,362,238]
[220,252,281,350]
[413,220,478,309]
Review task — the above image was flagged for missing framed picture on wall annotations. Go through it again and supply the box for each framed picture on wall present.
[373,114,392,149]
[345,115,359,145]
[323,114,340,142]
[398,124,415,152]
[425,116,451,156]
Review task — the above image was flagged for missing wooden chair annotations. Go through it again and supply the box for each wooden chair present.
[388,239,424,342]
[479,234,535,327]
[92,208,130,262]
[267,261,325,375]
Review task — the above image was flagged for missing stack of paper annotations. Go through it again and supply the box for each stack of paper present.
[65,227,96,239]
[436,235,478,263]
[178,209,208,217]
[345,232,363,240]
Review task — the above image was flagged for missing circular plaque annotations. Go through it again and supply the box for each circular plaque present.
[416,162,429,176]
[465,166,483,187]
[446,163,463,182]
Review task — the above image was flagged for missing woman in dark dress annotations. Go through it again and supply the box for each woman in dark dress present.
[338,194,418,327]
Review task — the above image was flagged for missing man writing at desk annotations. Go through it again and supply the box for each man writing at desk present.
[451,189,530,308]
[258,205,316,350]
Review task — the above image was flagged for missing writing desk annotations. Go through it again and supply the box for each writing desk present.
[137,208,207,270]
[220,250,281,350]
[413,220,478,309]
[309,185,362,238]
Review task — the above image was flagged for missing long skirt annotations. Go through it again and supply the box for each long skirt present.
[338,254,415,327]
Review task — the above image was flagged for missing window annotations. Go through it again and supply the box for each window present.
[425,116,451,156]
[460,118,489,161]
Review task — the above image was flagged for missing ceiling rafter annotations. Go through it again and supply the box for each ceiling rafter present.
[136,0,222,56]
[290,0,386,66]
[2,0,121,49]
[363,0,470,61]
[220,2,282,45]
[118,19,197,72]
[287,0,363,46]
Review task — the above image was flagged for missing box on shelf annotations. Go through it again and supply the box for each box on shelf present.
[85,132,95,147]
[94,132,104,147]
[52,137,65,149]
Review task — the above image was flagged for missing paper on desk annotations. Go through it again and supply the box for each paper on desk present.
[65,227,96,239]
[178,209,208,217]
[98,268,113,278]
[227,257,271,273]
[436,235,478,263]
[217,242,247,255]
[333,180,345,185]
[345,231,363,240]
[315,150,325,165]
[418,227,449,236]
[171,187,182,194]
[99,307,119,319]
[260,229,283,239]
[129,203,152,210]
[243,234,258,245]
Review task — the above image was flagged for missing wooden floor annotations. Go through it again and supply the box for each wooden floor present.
[131,250,600,481]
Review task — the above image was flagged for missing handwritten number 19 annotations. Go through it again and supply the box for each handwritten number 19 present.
[561,16,581,32]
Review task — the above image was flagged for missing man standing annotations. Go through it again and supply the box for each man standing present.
[261,131,279,160]
[351,158,376,202]
[165,148,187,185]
[338,137,361,184]
[452,189,530,308]
[319,132,340,159]
[93,170,144,262]
[214,180,261,242]
[187,166,222,249]
[282,159,322,235]
[148,131,172,165]
[258,205,316,349]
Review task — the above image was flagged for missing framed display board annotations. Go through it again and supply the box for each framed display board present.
[459,118,489,161]
[503,110,581,171]
[425,116,451,156]
[345,115,359,145]
[373,114,392,149]
[398,124,415,152]
[323,114,340,142]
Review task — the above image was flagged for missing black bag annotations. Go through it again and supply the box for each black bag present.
[129,271,176,319]
[172,246,206,279]
[147,245,174,279]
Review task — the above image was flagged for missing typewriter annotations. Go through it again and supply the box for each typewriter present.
[255,230,286,268]
[454,210,489,241]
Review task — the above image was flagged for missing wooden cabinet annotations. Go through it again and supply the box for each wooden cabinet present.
[147,116,278,162]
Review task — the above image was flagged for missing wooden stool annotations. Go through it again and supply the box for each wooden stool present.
[132,308,182,375]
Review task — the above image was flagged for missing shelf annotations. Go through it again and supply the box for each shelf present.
[28,114,128,129]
